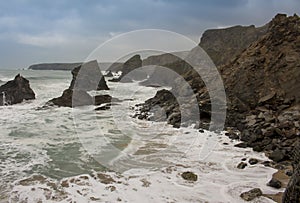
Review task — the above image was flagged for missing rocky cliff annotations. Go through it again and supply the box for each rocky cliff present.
[221,13,300,160]
[136,14,300,164]
[200,24,268,66]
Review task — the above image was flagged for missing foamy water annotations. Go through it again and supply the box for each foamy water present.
[0,70,281,202]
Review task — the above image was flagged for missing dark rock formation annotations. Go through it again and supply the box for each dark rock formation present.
[48,89,93,107]
[240,188,263,201]
[94,95,112,106]
[109,55,143,82]
[69,61,109,91]
[48,60,110,107]
[0,74,35,105]
[181,171,198,181]
[267,178,282,189]
[248,158,259,165]
[134,89,181,128]
[135,14,300,164]
[221,13,300,163]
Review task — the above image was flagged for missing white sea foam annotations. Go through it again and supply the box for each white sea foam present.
[0,70,280,202]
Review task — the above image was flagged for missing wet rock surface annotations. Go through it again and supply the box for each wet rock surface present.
[109,55,143,82]
[240,188,263,201]
[267,178,282,189]
[48,60,110,107]
[0,74,35,106]
[135,14,300,164]
[181,171,198,181]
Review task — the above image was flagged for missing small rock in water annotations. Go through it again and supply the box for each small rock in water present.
[181,171,198,181]
[248,158,259,165]
[237,162,247,169]
[240,188,263,201]
[267,178,282,189]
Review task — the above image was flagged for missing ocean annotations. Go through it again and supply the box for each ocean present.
[0,70,280,202]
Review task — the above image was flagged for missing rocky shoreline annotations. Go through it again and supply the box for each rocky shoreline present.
[134,14,300,202]
[2,13,299,203]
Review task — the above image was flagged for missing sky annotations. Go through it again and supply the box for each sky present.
[0,0,299,69]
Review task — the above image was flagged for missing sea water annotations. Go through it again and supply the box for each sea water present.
[0,70,281,202]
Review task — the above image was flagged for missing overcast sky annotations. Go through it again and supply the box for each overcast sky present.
[0,0,299,69]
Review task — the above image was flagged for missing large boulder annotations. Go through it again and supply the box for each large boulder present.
[0,74,35,105]
[200,24,267,66]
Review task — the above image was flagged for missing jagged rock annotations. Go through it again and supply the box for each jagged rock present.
[267,178,282,189]
[135,14,300,165]
[200,25,268,67]
[48,89,93,107]
[0,74,35,105]
[109,55,143,82]
[69,60,109,91]
[240,188,263,201]
[48,60,110,107]
[94,95,112,106]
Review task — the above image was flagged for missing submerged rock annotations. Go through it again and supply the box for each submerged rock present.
[0,74,35,106]
[240,188,263,201]
[181,171,198,181]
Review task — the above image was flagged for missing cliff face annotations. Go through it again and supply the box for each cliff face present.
[200,24,268,66]
[222,13,300,112]
[136,14,300,164]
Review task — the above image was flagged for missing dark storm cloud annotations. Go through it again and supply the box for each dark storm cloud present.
[0,0,299,68]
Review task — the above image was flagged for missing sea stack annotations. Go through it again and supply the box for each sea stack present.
[0,74,35,106]
[48,60,110,107]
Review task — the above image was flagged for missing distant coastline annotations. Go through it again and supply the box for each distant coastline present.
[28,62,123,71]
